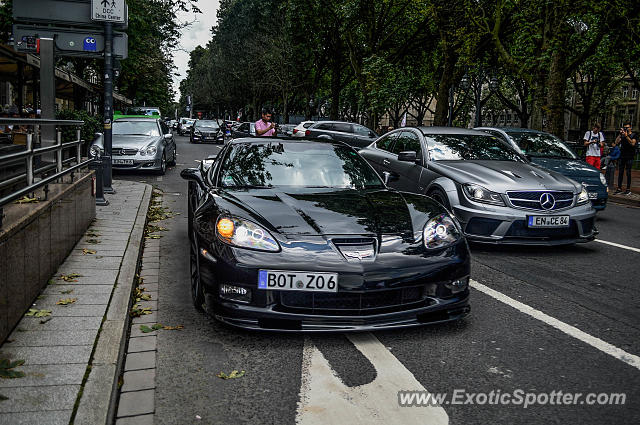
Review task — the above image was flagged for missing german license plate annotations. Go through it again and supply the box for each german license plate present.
[258,270,338,292]
[527,215,570,228]
[588,192,598,199]
[113,159,133,165]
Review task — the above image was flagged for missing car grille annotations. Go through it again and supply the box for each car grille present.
[506,191,574,211]
[278,285,428,315]
[113,148,138,156]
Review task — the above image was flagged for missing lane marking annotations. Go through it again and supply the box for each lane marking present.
[470,280,640,371]
[595,239,640,253]
[296,333,448,425]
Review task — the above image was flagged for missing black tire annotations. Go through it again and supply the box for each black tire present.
[189,228,206,312]
[168,146,177,166]
[428,187,452,211]
[157,152,166,175]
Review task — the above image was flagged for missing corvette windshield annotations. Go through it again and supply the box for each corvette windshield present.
[507,132,577,159]
[426,134,525,162]
[219,142,383,189]
[113,121,160,136]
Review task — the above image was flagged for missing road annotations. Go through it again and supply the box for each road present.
[116,134,640,424]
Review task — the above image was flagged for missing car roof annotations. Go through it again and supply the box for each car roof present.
[228,137,345,147]
[416,126,492,136]
[477,127,548,134]
[114,117,158,122]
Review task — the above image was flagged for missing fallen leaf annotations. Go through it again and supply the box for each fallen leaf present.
[130,304,153,318]
[163,325,184,330]
[56,298,77,306]
[217,370,245,380]
[0,359,26,379]
[48,278,56,285]
[85,239,101,244]
[15,196,38,204]
[140,294,152,301]
[0,394,8,400]
[86,231,101,237]
[145,234,162,239]
[25,309,51,318]
[61,289,74,294]
[139,325,154,333]
[152,323,164,330]
[59,273,82,282]
[82,249,97,255]
[39,317,52,324]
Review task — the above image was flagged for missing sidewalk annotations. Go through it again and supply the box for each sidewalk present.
[606,168,640,206]
[0,180,152,424]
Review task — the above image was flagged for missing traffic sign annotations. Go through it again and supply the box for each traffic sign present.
[13,0,128,29]
[13,24,128,59]
[91,0,126,23]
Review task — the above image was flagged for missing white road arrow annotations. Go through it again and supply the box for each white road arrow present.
[296,332,449,425]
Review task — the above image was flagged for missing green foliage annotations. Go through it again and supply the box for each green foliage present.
[56,109,101,144]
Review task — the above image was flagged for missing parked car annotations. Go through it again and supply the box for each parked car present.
[232,121,255,138]
[476,127,608,211]
[277,123,297,137]
[89,117,176,175]
[359,127,597,245]
[178,118,195,136]
[292,121,315,137]
[190,120,224,144]
[180,138,471,330]
[303,121,378,149]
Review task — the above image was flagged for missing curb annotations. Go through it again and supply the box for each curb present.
[73,184,153,425]
[608,194,640,207]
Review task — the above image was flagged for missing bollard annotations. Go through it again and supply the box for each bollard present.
[89,156,109,206]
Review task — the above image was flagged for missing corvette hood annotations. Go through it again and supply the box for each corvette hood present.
[222,188,414,236]
[430,160,580,193]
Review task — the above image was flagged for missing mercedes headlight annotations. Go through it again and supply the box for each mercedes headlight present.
[577,186,589,205]
[194,129,202,135]
[462,183,505,206]
[599,173,606,186]
[142,145,157,156]
[216,216,280,252]
[89,145,101,158]
[423,214,462,250]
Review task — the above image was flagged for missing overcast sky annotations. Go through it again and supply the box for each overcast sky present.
[172,1,220,101]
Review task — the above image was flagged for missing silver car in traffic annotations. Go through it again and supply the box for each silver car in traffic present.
[359,127,597,245]
[90,117,177,175]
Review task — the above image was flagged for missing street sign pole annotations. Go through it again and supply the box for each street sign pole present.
[102,21,115,194]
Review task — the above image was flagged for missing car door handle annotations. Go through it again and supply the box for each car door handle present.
[383,159,390,165]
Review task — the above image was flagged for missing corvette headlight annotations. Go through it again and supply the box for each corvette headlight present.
[423,214,462,250]
[462,183,504,205]
[89,145,101,158]
[216,216,280,252]
[599,174,606,186]
[577,186,589,205]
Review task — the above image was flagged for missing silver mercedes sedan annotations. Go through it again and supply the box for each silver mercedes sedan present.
[359,127,597,245]
[90,117,177,175]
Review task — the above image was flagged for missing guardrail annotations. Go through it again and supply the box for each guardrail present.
[0,118,95,227]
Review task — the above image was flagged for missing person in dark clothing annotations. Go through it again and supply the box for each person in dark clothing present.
[615,123,638,195]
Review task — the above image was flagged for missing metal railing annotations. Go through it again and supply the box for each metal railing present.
[0,118,94,227]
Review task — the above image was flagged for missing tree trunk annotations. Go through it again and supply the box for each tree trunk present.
[434,49,456,126]
[330,53,341,120]
[548,49,568,139]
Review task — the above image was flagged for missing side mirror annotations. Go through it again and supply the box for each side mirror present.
[164,134,173,140]
[398,151,417,162]
[180,168,206,190]
[382,171,398,185]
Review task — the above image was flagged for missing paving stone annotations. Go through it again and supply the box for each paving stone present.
[0,385,80,413]
[34,293,111,306]
[64,257,123,270]
[139,275,158,284]
[127,336,156,353]
[124,351,156,371]
[0,364,86,388]
[72,249,126,257]
[130,324,158,337]
[26,304,107,318]
[51,268,119,283]
[18,315,102,331]
[121,369,156,392]
[139,283,158,292]
[115,414,154,425]
[6,329,96,347]
[42,284,114,295]
[0,345,92,365]
[0,410,73,424]
[116,389,155,418]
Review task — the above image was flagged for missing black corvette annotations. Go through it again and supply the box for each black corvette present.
[180,139,471,331]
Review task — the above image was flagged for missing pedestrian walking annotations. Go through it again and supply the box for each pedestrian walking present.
[583,124,605,169]
[255,108,277,137]
[615,123,638,195]
[603,142,620,189]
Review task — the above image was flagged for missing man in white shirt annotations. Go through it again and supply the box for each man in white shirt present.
[583,123,605,169]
